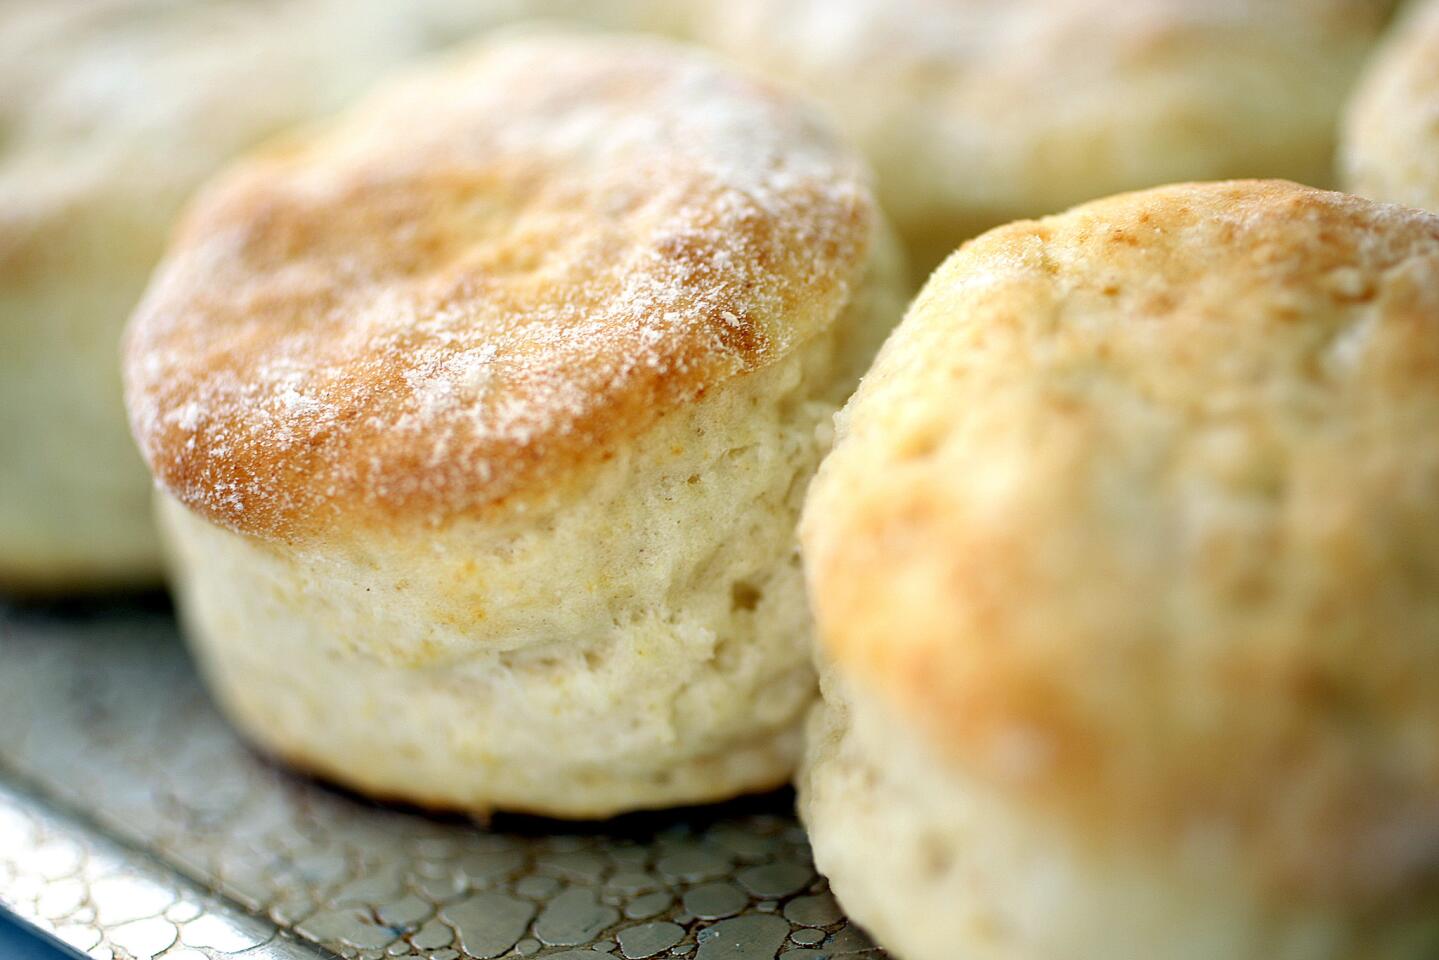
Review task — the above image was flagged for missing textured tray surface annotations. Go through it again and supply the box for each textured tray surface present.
[0,602,882,960]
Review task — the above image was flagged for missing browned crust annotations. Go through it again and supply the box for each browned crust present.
[805,181,1439,900]
[123,33,873,543]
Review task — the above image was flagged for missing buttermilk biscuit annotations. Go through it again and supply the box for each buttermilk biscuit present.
[124,33,905,818]
[0,0,680,592]
[694,0,1396,272]
[800,181,1439,959]
[1343,0,1439,213]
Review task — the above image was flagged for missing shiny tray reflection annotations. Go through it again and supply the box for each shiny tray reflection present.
[0,601,882,959]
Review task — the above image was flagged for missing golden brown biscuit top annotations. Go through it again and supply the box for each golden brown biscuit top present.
[804,181,1439,900]
[124,33,873,541]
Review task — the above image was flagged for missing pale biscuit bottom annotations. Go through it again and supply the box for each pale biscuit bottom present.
[0,275,162,592]
[800,668,1439,960]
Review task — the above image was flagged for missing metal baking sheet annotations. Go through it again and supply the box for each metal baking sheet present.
[0,600,883,960]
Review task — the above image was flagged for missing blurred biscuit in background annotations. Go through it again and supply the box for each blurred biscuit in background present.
[0,0,679,592]
[1343,0,1439,213]
[801,180,1439,960]
[695,0,1398,273]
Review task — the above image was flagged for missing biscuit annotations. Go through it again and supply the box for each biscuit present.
[125,33,905,817]
[1343,0,1439,213]
[801,181,1439,959]
[696,0,1396,272]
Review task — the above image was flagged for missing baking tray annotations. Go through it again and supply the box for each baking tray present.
[0,600,884,960]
